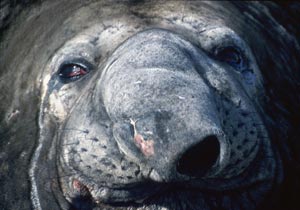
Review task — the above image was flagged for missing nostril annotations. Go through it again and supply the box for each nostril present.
[176,135,220,177]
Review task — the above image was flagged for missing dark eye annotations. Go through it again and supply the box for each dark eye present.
[215,47,243,69]
[58,60,92,83]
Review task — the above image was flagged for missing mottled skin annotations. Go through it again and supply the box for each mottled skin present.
[0,1,300,210]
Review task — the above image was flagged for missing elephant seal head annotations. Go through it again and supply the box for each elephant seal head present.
[31,2,278,209]
[1,1,299,210]
[50,27,273,207]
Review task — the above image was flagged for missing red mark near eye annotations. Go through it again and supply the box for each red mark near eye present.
[68,66,87,77]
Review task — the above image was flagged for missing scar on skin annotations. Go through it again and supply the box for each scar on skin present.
[130,118,155,157]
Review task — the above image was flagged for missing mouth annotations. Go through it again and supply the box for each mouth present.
[70,178,163,204]
[64,178,272,210]
[66,179,209,209]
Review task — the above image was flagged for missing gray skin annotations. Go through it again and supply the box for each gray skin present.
[1,1,292,210]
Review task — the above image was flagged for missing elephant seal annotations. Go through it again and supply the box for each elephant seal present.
[0,1,299,210]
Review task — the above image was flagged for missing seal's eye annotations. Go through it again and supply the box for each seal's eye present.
[58,61,91,83]
[215,47,243,69]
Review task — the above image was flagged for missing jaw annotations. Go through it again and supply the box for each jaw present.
[56,177,276,210]
[55,126,279,210]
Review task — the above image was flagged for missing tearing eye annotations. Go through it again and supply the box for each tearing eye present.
[215,47,243,69]
[58,61,91,83]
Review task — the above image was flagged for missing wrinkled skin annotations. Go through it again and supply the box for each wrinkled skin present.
[0,1,300,210]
